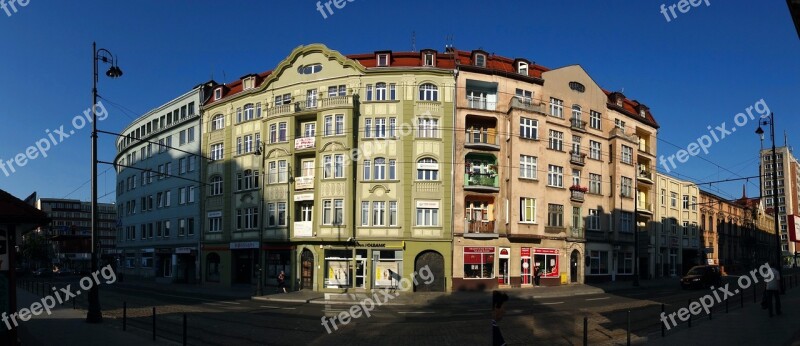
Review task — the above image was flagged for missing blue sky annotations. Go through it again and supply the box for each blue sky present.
[0,0,798,203]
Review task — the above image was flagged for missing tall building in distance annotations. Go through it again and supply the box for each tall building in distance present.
[34,198,116,272]
[759,146,799,266]
[115,85,212,283]
[201,44,454,291]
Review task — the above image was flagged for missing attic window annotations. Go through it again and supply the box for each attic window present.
[298,64,323,74]
[475,54,486,67]
[377,54,389,67]
[214,88,222,100]
[569,81,585,93]
[639,109,646,117]
[517,62,528,75]
[423,53,434,67]
[243,77,255,90]
[616,97,624,107]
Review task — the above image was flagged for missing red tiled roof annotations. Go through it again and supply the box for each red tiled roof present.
[205,46,657,127]
[0,189,50,225]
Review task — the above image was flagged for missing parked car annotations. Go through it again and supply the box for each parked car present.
[54,268,74,276]
[681,265,722,289]
[33,268,53,277]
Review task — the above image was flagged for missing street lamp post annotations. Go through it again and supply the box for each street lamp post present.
[89,42,122,323]
[755,113,783,292]
[633,187,640,286]
[254,143,266,296]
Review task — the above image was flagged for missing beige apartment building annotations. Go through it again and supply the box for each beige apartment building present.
[654,173,700,277]
[451,50,659,289]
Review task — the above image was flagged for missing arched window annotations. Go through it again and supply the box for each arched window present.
[243,103,254,121]
[211,114,224,131]
[417,158,439,181]
[374,158,386,180]
[419,83,438,101]
[210,176,223,196]
[375,83,387,101]
[206,253,220,282]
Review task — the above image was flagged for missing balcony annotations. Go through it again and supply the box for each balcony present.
[637,169,654,184]
[610,127,639,144]
[570,227,585,239]
[570,189,586,203]
[545,226,567,235]
[465,129,499,151]
[586,230,608,242]
[509,97,545,114]
[266,95,353,117]
[464,173,499,192]
[637,202,653,215]
[570,119,587,132]
[569,151,586,166]
[466,95,496,111]
[465,219,497,238]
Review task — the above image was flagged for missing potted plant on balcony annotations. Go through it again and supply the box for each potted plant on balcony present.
[569,185,588,193]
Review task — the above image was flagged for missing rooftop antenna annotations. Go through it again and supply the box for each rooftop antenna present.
[445,34,454,50]
[222,70,227,84]
[411,31,416,52]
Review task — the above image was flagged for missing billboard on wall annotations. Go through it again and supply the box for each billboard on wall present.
[787,215,800,242]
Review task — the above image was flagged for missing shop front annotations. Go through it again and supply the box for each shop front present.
[296,240,449,292]
[454,241,572,290]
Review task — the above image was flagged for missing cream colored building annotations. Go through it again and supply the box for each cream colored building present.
[759,146,799,266]
[451,50,659,289]
[654,173,700,277]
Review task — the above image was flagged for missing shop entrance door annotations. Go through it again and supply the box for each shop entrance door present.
[570,250,579,283]
[300,249,314,290]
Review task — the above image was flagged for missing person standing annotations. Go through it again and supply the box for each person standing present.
[492,291,509,346]
[278,270,287,293]
[533,266,541,287]
[765,262,781,317]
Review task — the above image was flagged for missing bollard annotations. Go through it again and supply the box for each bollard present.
[627,310,631,346]
[183,314,187,346]
[152,307,156,341]
[123,302,127,331]
[661,304,665,337]
[740,289,744,308]
[583,316,587,346]
[688,299,692,328]
[726,296,729,313]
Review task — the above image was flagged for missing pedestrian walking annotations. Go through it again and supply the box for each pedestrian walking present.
[533,266,541,287]
[492,291,509,346]
[278,270,287,293]
[765,262,781,317]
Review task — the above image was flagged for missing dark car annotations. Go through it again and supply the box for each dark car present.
[681,265,721,289]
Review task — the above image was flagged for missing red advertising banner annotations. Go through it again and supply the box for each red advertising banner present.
[788,215,800,242]
[464,246,495,253]
[534,248,558,255]
[521,247,531,257]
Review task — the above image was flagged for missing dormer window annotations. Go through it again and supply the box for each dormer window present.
[243,76,255,90]
[616,97,624,107]
[214,88,222,100]
[423,52,435,67]
[639,109,646,117]
[517,62,528,75]
[475,54,486,67]
[377,54,389,67]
